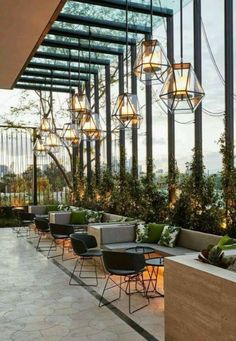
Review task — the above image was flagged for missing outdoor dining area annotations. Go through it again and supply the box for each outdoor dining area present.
[0,0,236,340]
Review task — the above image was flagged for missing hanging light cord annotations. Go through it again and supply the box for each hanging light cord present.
[69,49,72,95]
[150,0,153,37]
[126,0,129,93]
[78,38,81,90]
[180,0,183,64]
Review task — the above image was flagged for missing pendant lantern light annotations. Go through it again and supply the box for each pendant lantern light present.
[112,0,142,128]
[33,137,48,156]
[69,41,91,118]
[159,0,204,112]
[44,131,61,153]
[80,113,102,140]
[39,117,51,134]
[62,123,80,145]
[133,0,170,84]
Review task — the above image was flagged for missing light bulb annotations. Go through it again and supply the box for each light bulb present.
[120,102,135,121]
[142,50,161,73]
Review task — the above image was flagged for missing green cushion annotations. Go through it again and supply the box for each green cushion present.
[70,210,88,225]
[46,205,59,213]
[146,223,165,243]
[158,225,181,248]
[217,235,234,248]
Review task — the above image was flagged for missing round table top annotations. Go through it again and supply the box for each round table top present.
[145,257,164,267]
[126,246,156,255]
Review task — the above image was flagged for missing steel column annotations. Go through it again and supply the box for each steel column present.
[194,0,202,161]
[131,44,138,178]
[32,128,37,205]
[167,16,175,203]
[145,33,153,176]
[85,81,92,185]
[118,54,125,177]
[105,65,112,171]
[224,0,234,166]
[94,73,101,182]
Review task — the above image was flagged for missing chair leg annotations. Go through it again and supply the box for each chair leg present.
[99,275,122,308]
[47,239,57,258]
[69,258,79,285]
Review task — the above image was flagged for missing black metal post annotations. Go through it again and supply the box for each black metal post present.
[119,54,125,177]
[85,81,92,186]
[167,16,175,204]
[131,44,138,178]
[145,33,153,176]
[71,89,78,194]
[32,128,37,205]
[94,73,101,183]
[105,65,112,171]
[224,0,234,167]
[194,0,203,167]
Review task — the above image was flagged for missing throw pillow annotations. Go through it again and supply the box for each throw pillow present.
[158,225,181,248]
[136,223,149,243]
[147,223,165,243]
[46,205,59,213]
[70,210,87,225]
[217,235,234,248]
[86,210,104,223]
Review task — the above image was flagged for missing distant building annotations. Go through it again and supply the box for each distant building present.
[0,165,9,177]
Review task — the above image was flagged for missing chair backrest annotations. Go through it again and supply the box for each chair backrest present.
[49,223,74,238]
[35,218,49,232]
[102,250,145,274]
[18,211,35,222]
[70,233,90,255]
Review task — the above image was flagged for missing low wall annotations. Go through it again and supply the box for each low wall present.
[165,253,236,341]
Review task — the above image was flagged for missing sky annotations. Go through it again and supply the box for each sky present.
[0,0,235,174]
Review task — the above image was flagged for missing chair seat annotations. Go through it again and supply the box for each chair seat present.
[53,234,70,239]
[80,249,103,257]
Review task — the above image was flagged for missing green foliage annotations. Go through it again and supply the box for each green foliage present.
[169,149,224,235]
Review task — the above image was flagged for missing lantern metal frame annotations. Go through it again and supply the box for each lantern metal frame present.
[80,112,103,140]
[33,137,48,156]
[62,122,80,145]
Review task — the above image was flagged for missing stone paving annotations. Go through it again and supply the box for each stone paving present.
[0,229,164,341]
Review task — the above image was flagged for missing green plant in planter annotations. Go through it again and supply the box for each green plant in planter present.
[199,245,236,269]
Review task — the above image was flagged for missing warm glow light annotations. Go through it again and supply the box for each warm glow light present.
[120,102,135,121]
[80,113,102,140]
[40,117,51,133]
[33,138,48,156]
[174,75,190,98]
[71,92,90,116]
[142,50,161,73]
[221,218,227,229]
[62,123,79,144]
[44,132,61,152]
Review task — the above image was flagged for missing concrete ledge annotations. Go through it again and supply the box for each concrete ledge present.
[165,254,236,341]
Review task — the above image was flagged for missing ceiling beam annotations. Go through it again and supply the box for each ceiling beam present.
[69,0,173,17]
[42,38,123,55]
[28,62,98,74]
[15,84,71,93]
[57,13,151,34]
[49,26,136,45]
[19,77,83,87]
[23,69,89,81]
[34,51,110,65]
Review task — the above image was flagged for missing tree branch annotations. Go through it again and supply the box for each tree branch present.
[48,151,72,190]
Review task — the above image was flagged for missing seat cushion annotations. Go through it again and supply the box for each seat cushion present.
[70,210,87,225]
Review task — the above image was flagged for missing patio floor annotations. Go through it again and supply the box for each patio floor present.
[0,228,164,341]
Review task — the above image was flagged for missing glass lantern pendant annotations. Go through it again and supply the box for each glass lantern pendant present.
[71,90,91,118]
[113,93,142,128]
[134,39,170,84]
[80,113,102,140]
[44,132,61,153]
[159,62,205,112]
[39,117,51,134]
[33,138,48,157]
[62,123,80,145]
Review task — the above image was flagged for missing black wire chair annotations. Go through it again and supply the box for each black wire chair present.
[34,218,51,250]
[16,211,35,237]
[69,233,105,286]
[47,223,74,261]
[99,250,149,314]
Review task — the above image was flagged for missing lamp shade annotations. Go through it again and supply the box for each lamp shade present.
[112,93,142,128]
[39,117,51,133]
[44,132,61,153]
[70,91,91,117]
[133,39,170,84]
[33,138,48,156]
[80,113,102,140]
[62,123,80,145]
[159,62,205,112]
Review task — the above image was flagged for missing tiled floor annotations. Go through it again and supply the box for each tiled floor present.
[0,229,164,341]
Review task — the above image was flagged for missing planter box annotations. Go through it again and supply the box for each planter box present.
[165,253,236,341]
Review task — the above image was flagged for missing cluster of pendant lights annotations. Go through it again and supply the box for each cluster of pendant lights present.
[34,0,205,156]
